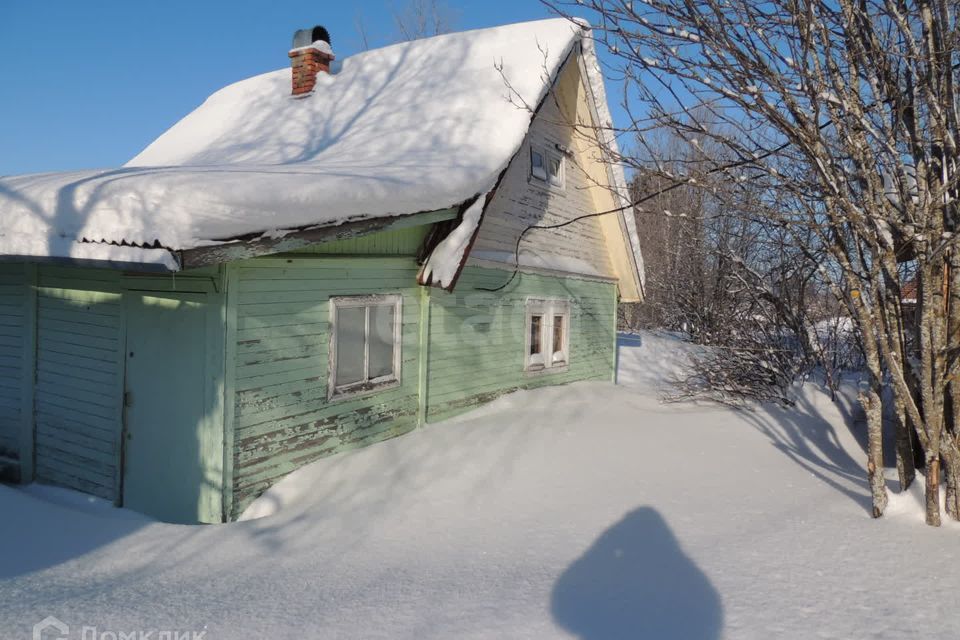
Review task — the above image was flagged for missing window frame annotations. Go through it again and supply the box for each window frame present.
[328,293,403,401]
[529,144,565,190]
[524,297,571,375]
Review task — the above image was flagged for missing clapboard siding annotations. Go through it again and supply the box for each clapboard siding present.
[425,266,616,423]
[33,267,122,501]
[0,264,27,463]
[229,257,423,517]
[471,57,614,278]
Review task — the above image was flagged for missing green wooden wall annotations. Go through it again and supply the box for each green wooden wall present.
[34,267,125,501]
[0,235,617,523]
[0,263,226,522]
[225,258,617,517]
[425,266,617,423]
[0,263,29,480]
[227,256,423,518]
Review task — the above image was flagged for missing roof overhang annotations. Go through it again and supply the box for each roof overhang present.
[178,207,457,269]
[0,253,175,273]
[0,207,457,273]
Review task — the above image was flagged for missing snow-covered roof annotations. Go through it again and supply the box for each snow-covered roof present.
[0,18,637,284]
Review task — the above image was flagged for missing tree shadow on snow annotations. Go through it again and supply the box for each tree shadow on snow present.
[551,507,722,640]
[738,387,875,513]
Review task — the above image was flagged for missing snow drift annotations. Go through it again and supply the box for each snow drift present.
[2,333,960,639]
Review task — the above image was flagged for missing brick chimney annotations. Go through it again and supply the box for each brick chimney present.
[289,26,335,97]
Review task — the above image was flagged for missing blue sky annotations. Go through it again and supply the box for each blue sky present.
[0,1,613,176]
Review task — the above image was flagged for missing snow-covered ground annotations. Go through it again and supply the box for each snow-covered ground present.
[2,332,959,639]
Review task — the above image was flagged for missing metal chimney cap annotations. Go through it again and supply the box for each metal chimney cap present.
[292,25,331,49]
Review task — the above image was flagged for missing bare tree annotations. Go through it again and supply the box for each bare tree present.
[393,0,457,41]
[544,0,960,524]
[624,124,828,408]
[625,138,712,333]
[354,11,373,51]
[352,1,456,50]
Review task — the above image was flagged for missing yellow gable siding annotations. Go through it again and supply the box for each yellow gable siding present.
[570,57,644,302]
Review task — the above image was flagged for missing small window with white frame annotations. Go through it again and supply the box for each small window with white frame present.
[529,144,565,189]
[329,294,402,399]
[525,298,570,373]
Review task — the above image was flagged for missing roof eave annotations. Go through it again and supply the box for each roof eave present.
[179,207,458,269]
[0,253,177,273]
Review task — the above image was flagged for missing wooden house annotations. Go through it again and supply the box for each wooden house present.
[0,19,644,523]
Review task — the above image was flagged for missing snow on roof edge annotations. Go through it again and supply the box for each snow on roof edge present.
[2,236,179,271]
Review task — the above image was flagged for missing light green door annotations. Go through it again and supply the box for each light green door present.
[122,292,221,524]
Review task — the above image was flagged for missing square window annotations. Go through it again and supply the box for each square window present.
[525,298,570,373]
[529,145,564,189]
[329,294,402,399]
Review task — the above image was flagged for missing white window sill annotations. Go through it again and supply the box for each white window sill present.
[524,363,570,378]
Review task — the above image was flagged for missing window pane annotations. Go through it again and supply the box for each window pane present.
[530,315,543,355]
[553,315,564,355]
[549,157,562,185]
[335,306,366,386]
[531,149,546,180]
[368,304,396,379]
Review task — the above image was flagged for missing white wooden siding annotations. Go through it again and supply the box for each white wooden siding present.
[471,58,614,278]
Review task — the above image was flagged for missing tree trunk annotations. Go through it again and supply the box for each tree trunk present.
[894,399,917,491]
[925,455,942,526]
[946,459,959,520]
[942,446,960,520]
[944,250,960,520]
[860,383,888,518]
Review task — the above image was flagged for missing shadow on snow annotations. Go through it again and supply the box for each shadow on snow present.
[551,506,722,640]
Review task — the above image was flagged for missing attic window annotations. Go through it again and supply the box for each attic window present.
[329,294,402,400]
[525,298,570,373]
[530,145,564,189]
